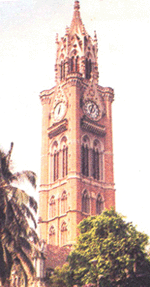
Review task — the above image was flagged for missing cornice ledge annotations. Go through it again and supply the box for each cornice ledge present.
[81,116,106,136]
[101,182,115,189]
[97,86,114,102]
[98,85,114,93]
[40,87,55,97]
[39,87,55,105]
[47,118,68,139]
[39,185,50,192]
[66,74,83,86]
[40,96,51,105]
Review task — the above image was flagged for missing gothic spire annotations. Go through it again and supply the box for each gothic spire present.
[69,1,87,36]
[55,0,99,84]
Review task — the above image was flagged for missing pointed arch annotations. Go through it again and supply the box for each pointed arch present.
[49,195,56,218]
[71,56,75,72]
[85,53,92,79]
[59,54,65,81]
[49,226,55,245]
[93,139,100,180]
[82,190,90,214]
[61,221,67,246]
[60,61,65,80]
[92,139,104,181]
[75,56,79,72]
[81,144,89,176]
[81,135,90,177]
[70,51,80,73]
[60,136,68,178]
[51,141,59,182]
[96,193,104,215]
[54,150,59,181]
[61,190,67,214]
[86,58,92,79]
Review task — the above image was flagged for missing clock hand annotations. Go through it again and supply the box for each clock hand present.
[58,105,61,115]
[89,103,95,113]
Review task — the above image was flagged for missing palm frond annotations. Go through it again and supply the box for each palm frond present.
[0,188,7,223]
[28,228,39,245]
[21,204,37,228]
[12,259,28,287]
[11,186,29,205]
[1,244,13,279]
[1,229,16,251]
[8,199,30,238]
[6,142,14,168]
[14,246,35,276]
[0,144,14,184]
[0,241,8,284]
[18,237,32,252]
[12,170,37,188]
[29,196,38,213]
[0,145,38,285]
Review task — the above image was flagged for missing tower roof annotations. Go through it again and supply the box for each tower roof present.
[55,0,99,84]
[69,1,87,36]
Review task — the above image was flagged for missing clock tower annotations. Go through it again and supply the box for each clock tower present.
[38,1,115,247]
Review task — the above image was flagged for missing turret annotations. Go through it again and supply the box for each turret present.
[55,0,99,84]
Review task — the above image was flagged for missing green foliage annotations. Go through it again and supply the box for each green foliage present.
[47,264,70,287]
[66,208,150,286]
[0,143,38,285]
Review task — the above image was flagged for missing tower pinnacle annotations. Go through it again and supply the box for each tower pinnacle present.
[70,0,85,35]
[74,0,80,10]
[55,0,99,83]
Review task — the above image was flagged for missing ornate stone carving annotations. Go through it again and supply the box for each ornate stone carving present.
[81,116,106,136]
[40,96,51,105]
[48,119,68,139]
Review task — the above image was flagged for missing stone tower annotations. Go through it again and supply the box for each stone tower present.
[38,1,115,247]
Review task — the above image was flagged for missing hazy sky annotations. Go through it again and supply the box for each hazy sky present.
[1,0,150,235]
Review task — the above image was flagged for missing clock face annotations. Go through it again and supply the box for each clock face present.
[83,101,99,120]
[54,102,66,122]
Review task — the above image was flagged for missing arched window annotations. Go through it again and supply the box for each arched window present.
[93,148,99,180]
[60,62,63,80]
[82,190,90,214]
[85,58,92,79]
[75,56,79,72]
[71,56,75,72]
[61,191,67,214]
[70,55,80,73]
[61,222,67,246]
[54,149,59,182]
[81,144,89,176]
[49,196,56,218]
[50,141,60,183]
[63,62,65,79]
[81,136,90,177]
[92,140,104,181]
[89,59,92,78]
[62,145,68,177]
[96,194,103,215]
[49,226,55,245]
[60,61,65,80]
[100,150,104,181]
[60,136,68,178]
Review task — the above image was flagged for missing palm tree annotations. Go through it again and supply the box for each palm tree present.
[0,143,39,286]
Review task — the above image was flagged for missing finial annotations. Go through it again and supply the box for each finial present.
[56,33,59,44]
[66,26,69,35]
[82,25,85,35]
[74,1,80,10]
[94,30,97,42]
